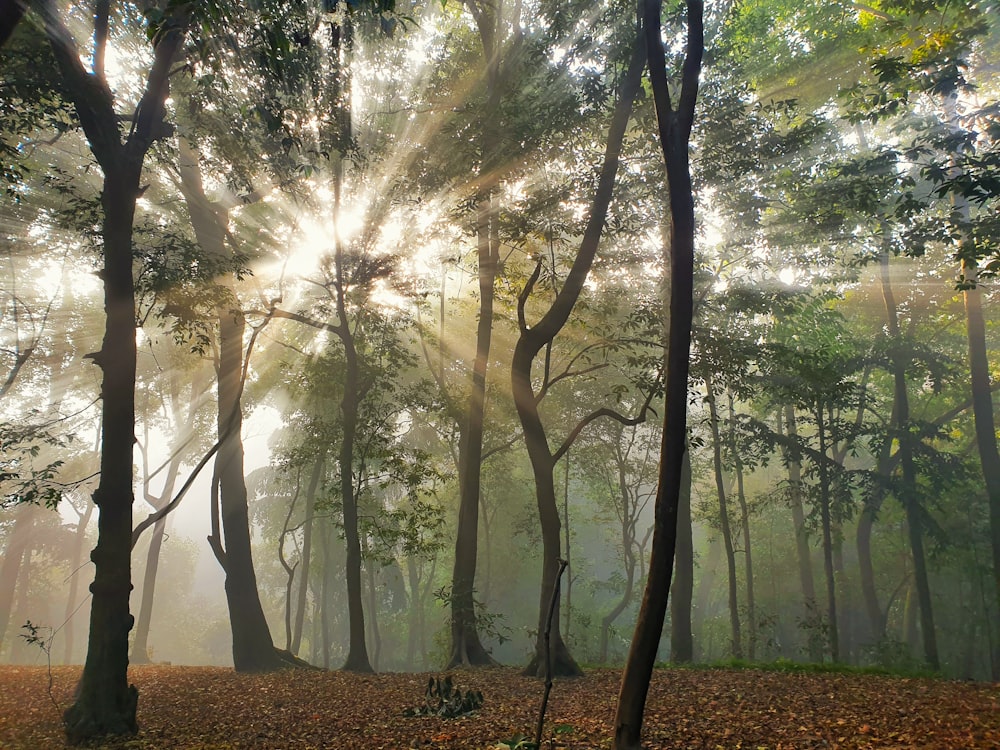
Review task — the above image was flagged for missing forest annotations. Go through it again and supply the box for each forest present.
[1,0,999,747]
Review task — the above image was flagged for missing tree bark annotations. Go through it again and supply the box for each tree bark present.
[513,22,645,679]
[447,0,507,670]
[0,504,35,653]
[175,139,285,672]
[669,448,693,663]
[783,406,822,660]
[292,457,323,655]
[49,9,185,729]
[614,0,703,745]
[814,405,839,663]
[879,246,939,670]
[704,371,742,658]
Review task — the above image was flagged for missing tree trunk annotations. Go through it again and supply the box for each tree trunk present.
[61,163,142,743]
[814,406,839,663]
[734,447,755,660]
[215,309,285,671]
[963,268,1000,651]
[705,372,742,658]
[292,457,322,655]
[669,448,693,663]
[599,455,637,664]
[175,139,284,673]
[335,216,373,675]
[63,499,94,665]
[0,504,35,654]
[447,187,498,667]
[614,1,703,745]
[447,0,506,670]
[878,246,938,669]
[783,406,821,660]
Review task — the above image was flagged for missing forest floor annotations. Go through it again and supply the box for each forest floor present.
[0,664,997,749]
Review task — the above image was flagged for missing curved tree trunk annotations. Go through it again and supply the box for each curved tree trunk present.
[175,139,285,673]
[614,1,703,745]
[512,27,645,679]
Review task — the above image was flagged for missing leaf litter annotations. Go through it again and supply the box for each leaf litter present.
[0,665,997,748]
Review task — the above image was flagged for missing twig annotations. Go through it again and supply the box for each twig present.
[534,558,568,749]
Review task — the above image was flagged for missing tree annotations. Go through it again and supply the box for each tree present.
[614,0,703,744]
[512,13,646,678]
[31,0,187,741]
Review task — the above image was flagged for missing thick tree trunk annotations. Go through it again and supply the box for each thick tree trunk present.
[216,309,285,672]
[62,166,141,743]
[176,139,284,673]
[705,374,741,658]
[614,1,702,746]
[669,448,694,663]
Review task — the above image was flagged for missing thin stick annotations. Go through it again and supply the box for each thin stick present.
[534,558,569,749]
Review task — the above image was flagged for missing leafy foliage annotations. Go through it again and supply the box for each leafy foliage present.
[402,675,484,718]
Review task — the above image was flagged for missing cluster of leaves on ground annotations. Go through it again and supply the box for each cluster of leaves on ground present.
[404,675,485,719]
[0,665,996,749]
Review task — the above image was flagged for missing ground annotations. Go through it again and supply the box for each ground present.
[0,664,997,748]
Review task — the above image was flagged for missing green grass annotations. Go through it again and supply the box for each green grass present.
[657,657,940,679]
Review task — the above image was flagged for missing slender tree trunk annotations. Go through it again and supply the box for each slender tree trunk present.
[963,270,1000,645]
[730,394,755,660]
[705,373,741,658]
[131,376,192,665]
[0,504,35,655]
[512,11,645,679]
[563,457,573,644]
[292,457,322,655]
[614,1,703,745]
[879,247,938,669]
[670,448,693,663]
[783,406,821,660]
[63,500,94,665]
[599,458,637,663]
[334,194,372,673]
[447,0,505,670]
[814,406,839,663]
[129,518,167,664]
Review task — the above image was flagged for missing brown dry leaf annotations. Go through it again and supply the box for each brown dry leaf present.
[0,665,997,749]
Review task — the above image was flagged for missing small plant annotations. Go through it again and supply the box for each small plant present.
[495,733,535,749]
[403,675,484,718]
[20,620,58,709]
